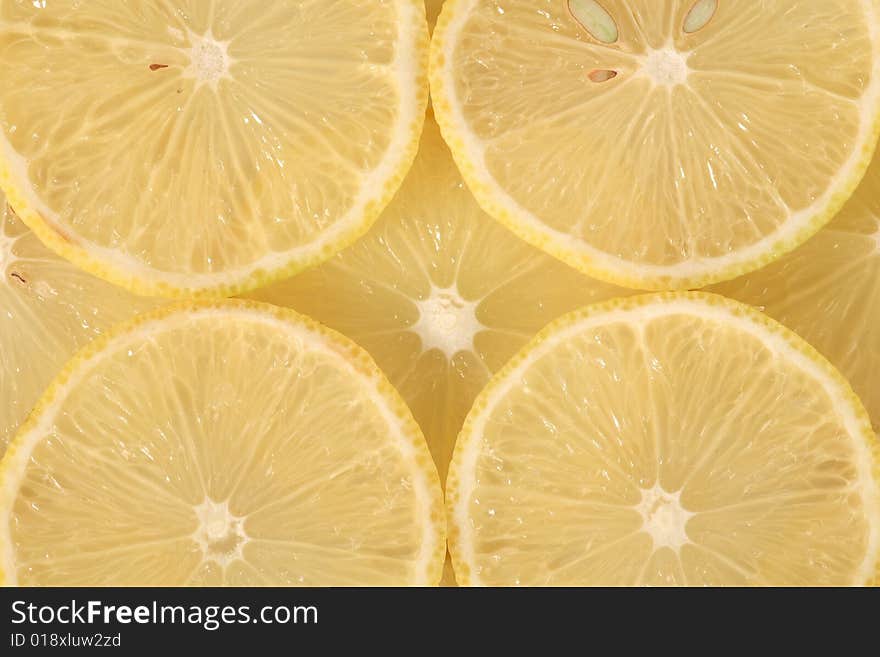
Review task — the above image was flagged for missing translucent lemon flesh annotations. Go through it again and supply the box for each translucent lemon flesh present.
[430,0,880,289]
[714,150,880,432]
[447,293,880,586]
[249,117,630,483]
[0,302,445,586]
[0,1,428,296]
[0,195,160,456]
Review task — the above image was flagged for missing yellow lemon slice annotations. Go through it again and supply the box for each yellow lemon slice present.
[0,1,428,297]
[430,0,880,289]
[713,150,880,431]
[0,193,160,456]
[0,301,444,585]
[447,293,880,585]
[249,116,630,483]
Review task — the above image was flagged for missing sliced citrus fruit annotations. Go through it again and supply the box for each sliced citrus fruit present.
[0,194,160,456]
[0,1,428,297]
[713,150,880,432]
[0,301,444,585]
[430,0,880,290]
[447,293,880,585]
[249,116,630,483]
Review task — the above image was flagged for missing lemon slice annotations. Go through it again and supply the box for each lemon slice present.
[447,293,880,585]
[0,1,428,297]
[0,301,444,586]
[713,150,880,431]
[430,0,880,290]
[249,116,629,483]
[0,194,160,456]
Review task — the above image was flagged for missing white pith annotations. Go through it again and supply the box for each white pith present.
[411,284,484,358]
[192,498,248,567]
[635,483,694,551]
[641,47,690,87]
[183,30,232,88]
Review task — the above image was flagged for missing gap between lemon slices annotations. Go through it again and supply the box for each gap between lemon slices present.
[249,115,632,586]
[713,147,880,433]
[248,116,632,485]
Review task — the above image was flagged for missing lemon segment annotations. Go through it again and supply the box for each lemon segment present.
[0,301,445,586]
[713,150,880,431]
[249,117,631,483]
[0,195,161,456]
[0,1,429,297]
[430,0,880,289]
[447,293,880,585]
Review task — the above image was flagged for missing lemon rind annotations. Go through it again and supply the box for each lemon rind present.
[429,0,880,291]
[445,291,880,585]
[0,1,430,299]
[0,299,446,586]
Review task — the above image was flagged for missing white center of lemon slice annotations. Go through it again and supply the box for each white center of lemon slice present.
[642,47,689,87]
[184,31,232,87]
[635,484,694,551]
[412,285,483,358]
[193,498,248,567]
